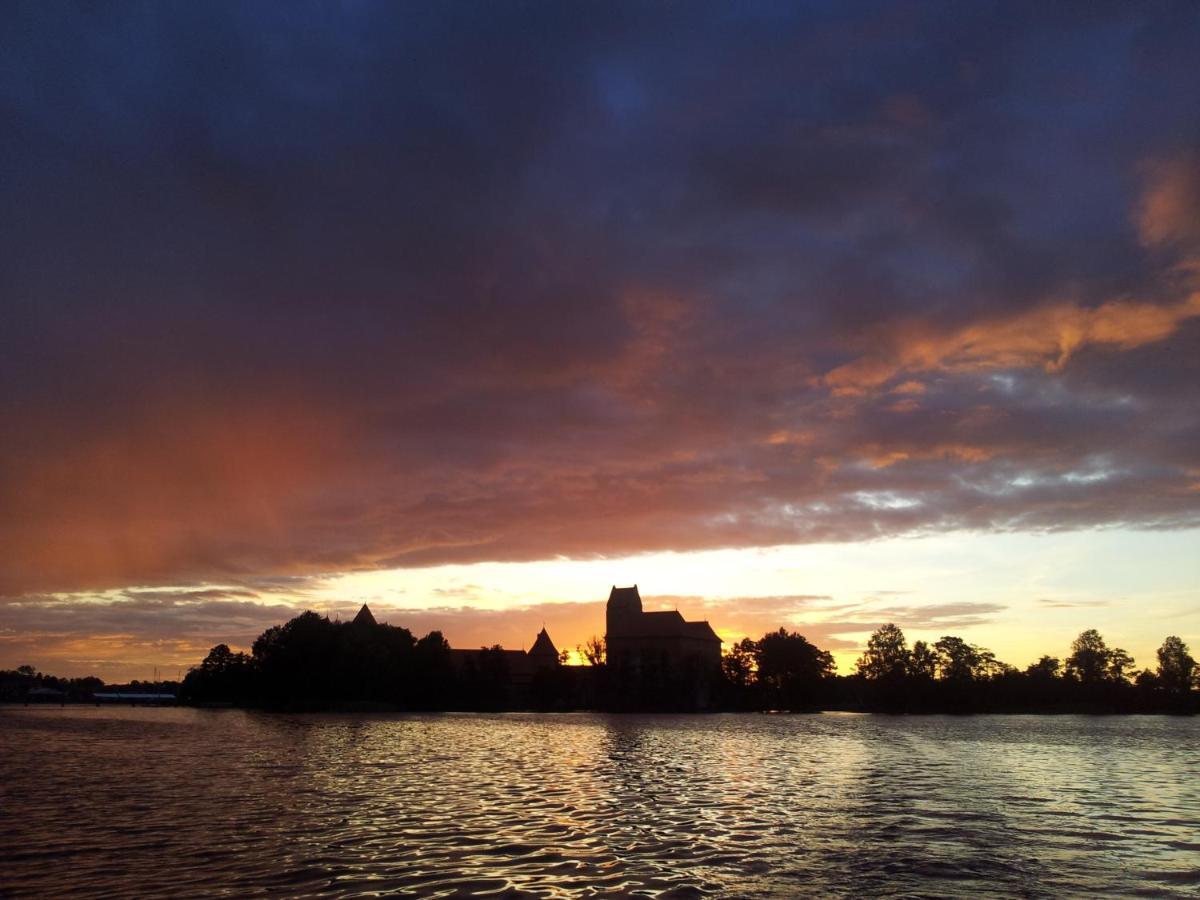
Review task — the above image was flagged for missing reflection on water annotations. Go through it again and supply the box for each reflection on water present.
[2,709,1198,897]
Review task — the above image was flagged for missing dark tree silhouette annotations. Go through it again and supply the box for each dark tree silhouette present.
[754,629,835,710]
[1065,629,1133,685]
[721,637,756,695]
[856,624,909,680]
[167,607,1196,714]
[1026,656,1061,678]
[934,636,982,682]
[1156,636,1196,695]
[578,636,606,666]
[909,641,937,680]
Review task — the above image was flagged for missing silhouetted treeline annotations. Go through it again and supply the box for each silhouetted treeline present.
[182,612,721,711]
[178,610,1198,714]
[719,629,835,711]
[0,666,180,703]
[817,626,1198,714]
[182,612,456,709]
[182,611,583,710]
[1,666,103,702]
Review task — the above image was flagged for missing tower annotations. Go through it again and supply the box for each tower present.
[528,627,560,668]
[606,585,642,637]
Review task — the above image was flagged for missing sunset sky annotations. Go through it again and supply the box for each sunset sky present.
[2,2,1199,681]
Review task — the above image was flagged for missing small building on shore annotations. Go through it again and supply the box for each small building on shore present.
[449,626,563,690]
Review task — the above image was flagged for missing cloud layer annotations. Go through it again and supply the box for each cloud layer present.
[2,4,1199,627]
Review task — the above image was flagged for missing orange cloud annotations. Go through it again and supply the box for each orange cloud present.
[860,443,993,468]
[765,429,815,446]
[1138,155,1200,248]
[823,292,1200,395]
[0,399,353,595]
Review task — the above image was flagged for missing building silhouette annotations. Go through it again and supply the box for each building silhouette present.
[347,589,721,709]
[449,625,562,690]
[605,585,721,671]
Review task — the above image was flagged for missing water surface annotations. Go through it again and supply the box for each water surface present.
[2,709,1198,897]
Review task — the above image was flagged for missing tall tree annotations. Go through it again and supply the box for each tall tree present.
[755,629,834,709]
[722,637,757,692]
[934,636,983,681]
[578,636,606,666]
[909,641,937,679]
[1065,629,1112,684]
[1107,646,1135,683]
[856,624,910,680]
[1156,636,1196,694]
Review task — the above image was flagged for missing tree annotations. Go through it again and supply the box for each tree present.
[460,645,512,710]
[755,629,834,710]
[200,644,236,673]
[856,624,910,680]
[1107,646,1135,683]
[183,642,254,703]
[1064,629,1111,684]
[1025,656,1060,679]
[934,636,982,681]
[909,641,937,679]
[722,638,757,691]
[578,635,606,666]
[1156,636,1196,694]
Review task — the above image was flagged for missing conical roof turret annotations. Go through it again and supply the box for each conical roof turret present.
[528,627,558,661]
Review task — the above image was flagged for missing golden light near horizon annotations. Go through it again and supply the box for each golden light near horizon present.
[309,527,1199,675]
[7,526,1196,682]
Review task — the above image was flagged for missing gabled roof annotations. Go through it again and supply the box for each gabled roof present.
[610,608,722,643]
[685,620,722,643]
[640,610,686,633]
[352,604,377,627]
[529,627,558,658]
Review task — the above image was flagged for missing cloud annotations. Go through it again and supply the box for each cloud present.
[861,601,1009,631]
[822,293,1200,396]
[1036,598,1109,609]
[0,1,1198,615]
[1138,155,1200,249]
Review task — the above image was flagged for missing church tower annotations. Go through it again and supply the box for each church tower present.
[606,585,642,637]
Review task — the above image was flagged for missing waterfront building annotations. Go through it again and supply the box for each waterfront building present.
[605,585,721,671]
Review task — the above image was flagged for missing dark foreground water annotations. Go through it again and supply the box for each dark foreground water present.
[1,709,1198,898]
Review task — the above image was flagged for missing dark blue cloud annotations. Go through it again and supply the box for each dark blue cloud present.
[1,1,1198,594]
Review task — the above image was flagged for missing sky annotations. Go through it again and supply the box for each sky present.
[2,1,1199,681]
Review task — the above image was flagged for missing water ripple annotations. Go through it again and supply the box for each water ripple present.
[1,710,1198,897]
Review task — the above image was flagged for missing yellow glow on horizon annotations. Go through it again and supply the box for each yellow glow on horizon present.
[316,527,1200,674]
[8,528,1197,683]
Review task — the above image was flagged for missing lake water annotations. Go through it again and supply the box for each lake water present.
[1,709,1198,898]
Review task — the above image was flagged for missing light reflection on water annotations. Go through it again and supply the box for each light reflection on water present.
[1,709,1198,897]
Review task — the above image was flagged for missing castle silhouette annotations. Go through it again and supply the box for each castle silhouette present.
[360,585,723,696]
[605,585,721,670]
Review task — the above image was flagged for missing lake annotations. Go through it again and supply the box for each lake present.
[1,708,1197,897]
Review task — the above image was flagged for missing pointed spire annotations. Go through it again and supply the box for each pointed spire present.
[528,627,559,661]
[352,604,377,627]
